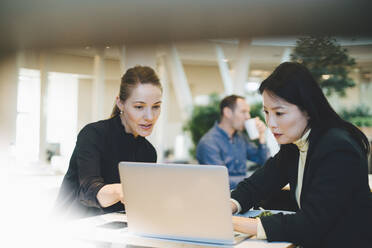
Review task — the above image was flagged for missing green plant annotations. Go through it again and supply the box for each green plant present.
[339,105,372,127]
[250,102,264,122]
[183,93,220,157]
[349,117,372,127]
[291,36,356,97]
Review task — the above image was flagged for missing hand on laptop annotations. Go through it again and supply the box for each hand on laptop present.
[232,216,258,236]
[97,183,125,207]
[114,183,125,204]
[231,201,238,214]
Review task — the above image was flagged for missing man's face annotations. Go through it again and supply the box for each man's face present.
[230,98,251,131]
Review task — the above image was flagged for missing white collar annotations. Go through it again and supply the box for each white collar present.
[293,129,311,153]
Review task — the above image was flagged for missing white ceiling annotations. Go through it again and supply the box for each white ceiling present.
[54,38,372,73]
[1,0,372,53]
[2,0,371,73]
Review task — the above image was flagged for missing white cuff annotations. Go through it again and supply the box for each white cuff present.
[230,199,242,214]
[256,218,267,239]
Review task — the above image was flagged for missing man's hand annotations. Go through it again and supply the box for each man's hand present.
[255,117,267,144]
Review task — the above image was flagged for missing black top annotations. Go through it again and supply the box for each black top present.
[55,115,157,218]
[231,128,372,248]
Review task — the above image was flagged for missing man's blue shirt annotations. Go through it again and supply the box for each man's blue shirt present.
[196,122,270,188]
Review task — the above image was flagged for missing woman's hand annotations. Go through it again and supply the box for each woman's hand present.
[231,201,238,214]
[97,183,125,207]
[113,183,125,204]
[232,216,258,236]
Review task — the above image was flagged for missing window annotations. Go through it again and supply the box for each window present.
[15,68,40,162]
[46,72,78,159]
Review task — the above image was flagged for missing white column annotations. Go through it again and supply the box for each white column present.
[162,44,194,161]
[152,55,169,162]
[233,39,251,95]
[92,48,105,121]
[281,47,292,63]
[359,71,372,107]
[0,53,19,161]
[352,68,363,106]
[163,44,193,120]
[119,45,126,76]
[215,44,233,95]
[39,52,48,163]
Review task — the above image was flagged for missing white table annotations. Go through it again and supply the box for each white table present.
[67,212,294,248]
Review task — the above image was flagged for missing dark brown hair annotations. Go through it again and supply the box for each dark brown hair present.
[219,94,245,117]
[111,65,162,117]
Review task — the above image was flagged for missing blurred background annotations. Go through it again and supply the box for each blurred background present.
[0,0,372,230]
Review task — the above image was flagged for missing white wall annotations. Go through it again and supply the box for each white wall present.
[1,49,371,164]
[77,78,93,132]
[328,69,372,111]
[0,54,18,161]
[184,64,224,96]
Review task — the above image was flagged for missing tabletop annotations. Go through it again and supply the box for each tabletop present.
[66,212,294,248]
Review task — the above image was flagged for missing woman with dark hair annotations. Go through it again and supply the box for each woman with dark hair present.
[55,65,162,218]
[231,62,372,247]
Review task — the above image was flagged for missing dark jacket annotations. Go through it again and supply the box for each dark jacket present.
[231,128,372,248]
[55,115,157,218]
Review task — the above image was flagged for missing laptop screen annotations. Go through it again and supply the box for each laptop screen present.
[118,162,235,245]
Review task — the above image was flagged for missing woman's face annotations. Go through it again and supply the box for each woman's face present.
[117,84,162,137]
[262,90,309,144]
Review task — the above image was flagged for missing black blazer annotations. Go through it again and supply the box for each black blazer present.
[231,128,372,248]
[55,115,157,218]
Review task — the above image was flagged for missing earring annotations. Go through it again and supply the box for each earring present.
[120,110,123,115]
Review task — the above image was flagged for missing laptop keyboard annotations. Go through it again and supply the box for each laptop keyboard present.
[233,230,251,244]
[234,231,247,237]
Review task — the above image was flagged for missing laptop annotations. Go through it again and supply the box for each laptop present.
[118,162,250,246]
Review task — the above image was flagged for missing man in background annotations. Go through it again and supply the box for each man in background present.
[196,95,269,189]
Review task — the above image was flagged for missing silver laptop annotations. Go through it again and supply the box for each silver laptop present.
[118,162,250,246]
